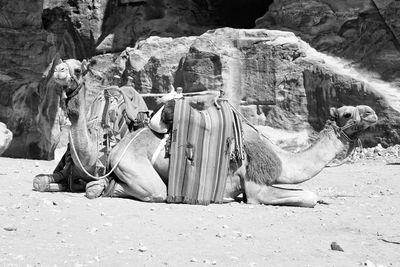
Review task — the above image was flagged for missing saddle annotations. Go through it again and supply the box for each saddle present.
[165,92,243,205]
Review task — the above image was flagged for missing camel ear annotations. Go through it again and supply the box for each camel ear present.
[329,107,338,119]
[79,59,92,77]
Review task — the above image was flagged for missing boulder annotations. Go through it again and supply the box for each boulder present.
[0,122,12,155]
[119,28,399,145]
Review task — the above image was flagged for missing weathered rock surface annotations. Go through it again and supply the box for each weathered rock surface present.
[256,0,400,85]
[116,28,400,146]
[0,0,227,159]
[1,0,400,159]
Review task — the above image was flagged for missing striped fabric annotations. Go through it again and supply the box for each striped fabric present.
[167,95,235,205]
[86,87,135,176]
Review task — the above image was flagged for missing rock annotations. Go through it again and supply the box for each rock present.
[2,1,400,159]
[0,122,12,155]
[256,0,400,84]
[330,241,344,252]
[138,246,147,252]
[3,226,17,231]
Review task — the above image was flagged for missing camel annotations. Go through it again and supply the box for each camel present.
[86,101,377,208]
[33,59,149,192]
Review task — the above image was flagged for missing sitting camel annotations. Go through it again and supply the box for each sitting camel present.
[33,58,149,192]
[86,101,377,208]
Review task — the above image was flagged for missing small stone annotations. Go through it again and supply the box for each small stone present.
[212,260,217,265]
[245,234,254,239]
[88,227,98,234]
[233,231,243,237]
[363,260,377,267]
[100,212,106,216]
[103,222,112,227]
[3,226,17,231]
[150,207,156,211]
[330,241,344,252]
[222,225,229,229]
[138,246,147,252]
[216,233,225,238]
[117,250,124,254]
[34,162,40,167]
[190,258,198,262]
[217,215,224,219]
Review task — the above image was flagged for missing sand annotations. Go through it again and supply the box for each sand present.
[0,157,399,267]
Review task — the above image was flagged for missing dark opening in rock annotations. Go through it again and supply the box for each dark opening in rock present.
[220,0,273,28]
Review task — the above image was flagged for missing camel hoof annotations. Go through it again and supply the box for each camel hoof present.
[85,180,107,199]
[33,174,55,192]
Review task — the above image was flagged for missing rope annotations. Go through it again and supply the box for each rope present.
[226,101,274,143]
[69,127,147,180]
[226,101,362,168]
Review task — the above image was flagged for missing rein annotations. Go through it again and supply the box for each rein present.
[69,127,147,180]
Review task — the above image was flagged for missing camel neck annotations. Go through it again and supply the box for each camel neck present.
[276,126,347,184]
[67,84,96,169]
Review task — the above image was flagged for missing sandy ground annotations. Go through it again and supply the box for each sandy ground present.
[0,156,399,267]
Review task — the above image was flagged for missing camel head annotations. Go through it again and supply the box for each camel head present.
[53,59,94,122]
[329,105,378,139]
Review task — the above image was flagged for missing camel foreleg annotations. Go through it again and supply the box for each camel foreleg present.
[244,180,318,208]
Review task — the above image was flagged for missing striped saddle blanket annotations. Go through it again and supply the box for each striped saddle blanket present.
[167,93,243,205]
[86,86,148,176]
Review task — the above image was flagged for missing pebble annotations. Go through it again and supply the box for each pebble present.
[88,227,98,234]
[3,226,17,231]
[34,161,40,167]
[330,241,344,252]
[216,215,224,219]
[216,233,225,238]
[103,222,112,227]
[138,246,147,252]
[245,234,254,239]
[190,258,198,262]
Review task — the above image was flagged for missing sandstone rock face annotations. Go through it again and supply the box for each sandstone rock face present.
[256,0,400,85]
[1,0,400,159]
[116,28,399,146]
[0,122,12,155]
[0,0,226,159]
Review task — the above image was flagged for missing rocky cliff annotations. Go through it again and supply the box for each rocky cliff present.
[0,0,399,159]
[256,0,400,84]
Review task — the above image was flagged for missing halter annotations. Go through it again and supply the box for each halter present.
[62,60,92,101]
[329,118,359,144]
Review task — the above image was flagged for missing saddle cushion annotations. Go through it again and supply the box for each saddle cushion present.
[167,94,235,205]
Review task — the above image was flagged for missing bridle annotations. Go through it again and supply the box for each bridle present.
[332,119,359,144]
[59,60,92,102]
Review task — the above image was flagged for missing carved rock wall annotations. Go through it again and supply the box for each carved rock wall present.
[115,28,400,146]
[256,0,400,85]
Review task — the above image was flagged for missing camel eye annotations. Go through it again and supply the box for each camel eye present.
[343,113,351,118]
